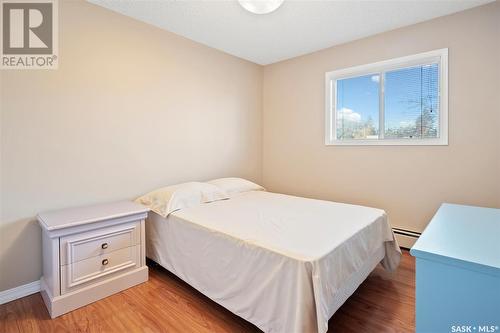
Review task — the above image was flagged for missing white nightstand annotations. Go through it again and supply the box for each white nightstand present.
[37,201,150,318]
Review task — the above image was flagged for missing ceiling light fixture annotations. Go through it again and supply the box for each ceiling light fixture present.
[238,0,284,15]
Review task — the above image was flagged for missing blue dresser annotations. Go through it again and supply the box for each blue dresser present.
[411,203,500,333]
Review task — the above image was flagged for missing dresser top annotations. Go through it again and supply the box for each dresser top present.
[38,201,150,231]
[411,203,500,273]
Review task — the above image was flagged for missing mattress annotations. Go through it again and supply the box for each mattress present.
[146,191,401,333]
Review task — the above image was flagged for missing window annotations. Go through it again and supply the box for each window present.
[325,49,448,145]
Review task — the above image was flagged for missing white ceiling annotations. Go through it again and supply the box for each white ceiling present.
[89,0,493,65]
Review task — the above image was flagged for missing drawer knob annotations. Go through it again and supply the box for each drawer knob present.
[101,243,108,249]
[102,259,109,266]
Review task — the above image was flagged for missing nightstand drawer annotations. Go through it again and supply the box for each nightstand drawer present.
[61,245,140,294]
[60,221,140,265]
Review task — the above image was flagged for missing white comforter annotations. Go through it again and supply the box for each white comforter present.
[146,191,401,333]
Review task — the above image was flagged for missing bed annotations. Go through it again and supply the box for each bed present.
[144,189,400,333]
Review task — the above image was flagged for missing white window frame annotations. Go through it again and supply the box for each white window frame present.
[325,48,448,146]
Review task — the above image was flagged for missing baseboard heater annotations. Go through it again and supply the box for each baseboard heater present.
[392,227,421,250]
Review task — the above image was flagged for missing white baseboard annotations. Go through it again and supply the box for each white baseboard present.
[392,227,421,250]
[395,233,418,249]
[0,280,41,305]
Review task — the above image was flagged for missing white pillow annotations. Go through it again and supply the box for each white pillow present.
[207,178,265,197]
[135,182,228,217]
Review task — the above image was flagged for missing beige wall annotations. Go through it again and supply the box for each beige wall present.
[0,1,263,291]
[262,2,500,232]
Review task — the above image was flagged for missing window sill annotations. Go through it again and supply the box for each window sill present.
[325,138,448,146]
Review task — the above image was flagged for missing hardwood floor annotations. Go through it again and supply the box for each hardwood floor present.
[0,250,415,333]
